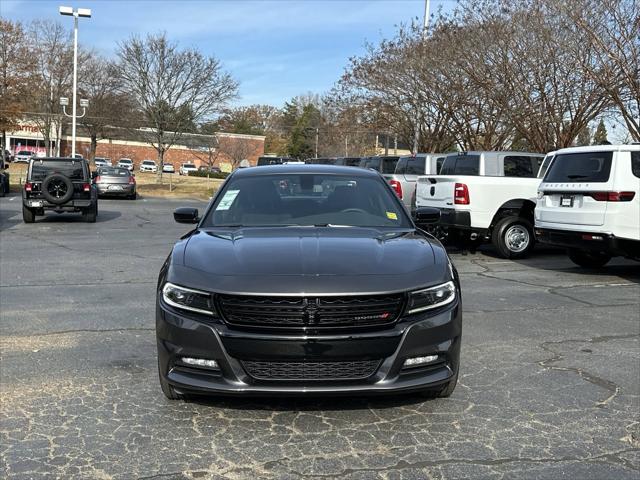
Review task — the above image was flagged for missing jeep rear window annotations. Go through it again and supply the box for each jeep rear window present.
[544,152,613,183]
[31,160,85,181]
[439,155,480,175]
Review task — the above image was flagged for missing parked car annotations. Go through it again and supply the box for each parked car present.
[163,163,175,173]
[139,159,158,173]
[198,165,221,173]
[3,149,11,164]
[388,154,447,211]
[14,150,34,163]
[22,157,98,223]
[336,157,362,167]
[179,163,198,176]
[359,156,401,180]
[157,164,460,400]
[94,157,112,168]
[415,151,545,258]
[93,166,137,199]
[535,144,640,267]
[256,156,296,166]
[117,158,134,172]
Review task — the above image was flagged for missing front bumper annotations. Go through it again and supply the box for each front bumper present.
[535,227,640,258]
[157,300,462,396]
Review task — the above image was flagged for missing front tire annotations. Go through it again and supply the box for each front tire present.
[568,249,611,268]
[421,370,458,399]
[158,359,181,400]
[491,216,535,259]
[22,205,35,223]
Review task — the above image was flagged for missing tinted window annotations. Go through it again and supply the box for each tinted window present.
[395,157,408,174]
[381,157,400,174]
[205,173,410,228]
[631,152,640,178]
[504,156,535,177]
[544,152,613,183]
[98,167,130,176]
[436,157,445,173]
[406,156,426,175]
[342,157,361,167]
[360,157,380,170]
[440,155,480,175]
[538,155,554,178]
[31,160,85,181]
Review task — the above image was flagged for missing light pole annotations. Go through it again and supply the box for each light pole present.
[59,6,91,158]
[413,0,431,155]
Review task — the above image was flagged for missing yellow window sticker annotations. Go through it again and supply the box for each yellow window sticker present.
[386,211,398,220]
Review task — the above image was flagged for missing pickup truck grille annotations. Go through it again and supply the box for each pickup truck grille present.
[217,294,405,331]
[241,359,381,381]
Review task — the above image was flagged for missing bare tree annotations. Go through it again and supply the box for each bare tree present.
[0,20,31,150]
[567,0,640,141]
[217,134,257,169]
[117,33,238,178]
[25,20,76,155]
[78,56,136,159]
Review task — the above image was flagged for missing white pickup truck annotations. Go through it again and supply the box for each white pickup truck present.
[415,151,547,258]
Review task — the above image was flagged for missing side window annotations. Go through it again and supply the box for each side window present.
[395,157,407,174]
[504,156,535,178]
[631,152,640,178]
[436,157,445,173]
[406,157,426,175]
[532,156,544,174]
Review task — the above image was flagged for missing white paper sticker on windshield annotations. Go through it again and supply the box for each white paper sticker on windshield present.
[216,190,240,210]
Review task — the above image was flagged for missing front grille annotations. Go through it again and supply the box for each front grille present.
[241,359,381,381]
[217,294,405,331]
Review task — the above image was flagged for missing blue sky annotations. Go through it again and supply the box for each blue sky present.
[2,0,455,107]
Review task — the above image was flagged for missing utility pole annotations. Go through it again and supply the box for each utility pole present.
[315,127,319,158]
[413,0,430,155]
[59,6,91,158]
[344,135,348,157]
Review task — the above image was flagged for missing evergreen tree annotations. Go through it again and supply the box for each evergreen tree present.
[576,125,592,146]
[592,119,608,145]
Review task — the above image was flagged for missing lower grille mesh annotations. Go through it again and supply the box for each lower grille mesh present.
[241,359,381,381]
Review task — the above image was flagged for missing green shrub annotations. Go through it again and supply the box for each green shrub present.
[188,170,229,179]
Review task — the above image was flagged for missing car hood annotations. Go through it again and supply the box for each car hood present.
[169,227,449,295]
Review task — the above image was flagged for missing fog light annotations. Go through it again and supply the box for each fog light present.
[181,357,218,368]
[404,355,439,368]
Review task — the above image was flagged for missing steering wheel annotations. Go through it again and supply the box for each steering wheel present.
[340,208,367,214]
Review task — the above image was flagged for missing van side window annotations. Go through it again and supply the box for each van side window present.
[406,156,426,175]
[395,157,407,174]
[632,152,640,178]
[504,156,535,177]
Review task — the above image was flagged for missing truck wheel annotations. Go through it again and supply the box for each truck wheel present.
[83,203,97,223]
[491,216,534,259]
[568,249,611,268]
[22,205,35,223]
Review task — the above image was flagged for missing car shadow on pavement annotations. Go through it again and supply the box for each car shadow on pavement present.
[35,210,122,223]
[185,392,440,411]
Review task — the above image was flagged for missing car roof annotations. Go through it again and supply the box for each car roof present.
[233,164,378,177]
[553,144,640,154]
[30,157,83,162]
[445,151,543,156]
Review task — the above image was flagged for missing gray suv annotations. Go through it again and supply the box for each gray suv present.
[388,154,447,210]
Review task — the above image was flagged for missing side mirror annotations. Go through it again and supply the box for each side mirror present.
[414,207,441,224]
[174,207,199,224]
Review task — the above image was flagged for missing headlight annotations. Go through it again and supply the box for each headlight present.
[162,282,216,316]
[407,281,456,314]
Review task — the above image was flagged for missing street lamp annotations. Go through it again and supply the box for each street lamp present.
[59,5,91,158]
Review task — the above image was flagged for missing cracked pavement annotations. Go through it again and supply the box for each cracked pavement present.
[1,195,639,479]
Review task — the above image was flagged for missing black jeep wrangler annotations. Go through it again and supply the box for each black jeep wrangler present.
[22,157,98,223]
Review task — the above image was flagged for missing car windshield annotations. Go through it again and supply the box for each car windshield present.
[31,160,85,181]
[142,161,154,165]
[184,164,195,168]
[119,159,132,164]
[203,173,411,228]
[18,150,31,155]
[98,167,130,176]
[544,152,613,183]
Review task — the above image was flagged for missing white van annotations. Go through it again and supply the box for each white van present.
[535,145,640,267]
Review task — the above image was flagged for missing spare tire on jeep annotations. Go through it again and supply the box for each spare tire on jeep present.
[42,173,74,204]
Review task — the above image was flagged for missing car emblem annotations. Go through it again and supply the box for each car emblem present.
[302,298,319,324]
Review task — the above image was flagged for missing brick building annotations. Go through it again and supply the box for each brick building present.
[53,124,264,171]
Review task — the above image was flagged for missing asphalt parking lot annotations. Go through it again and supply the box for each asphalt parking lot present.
[1,194,638,480]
